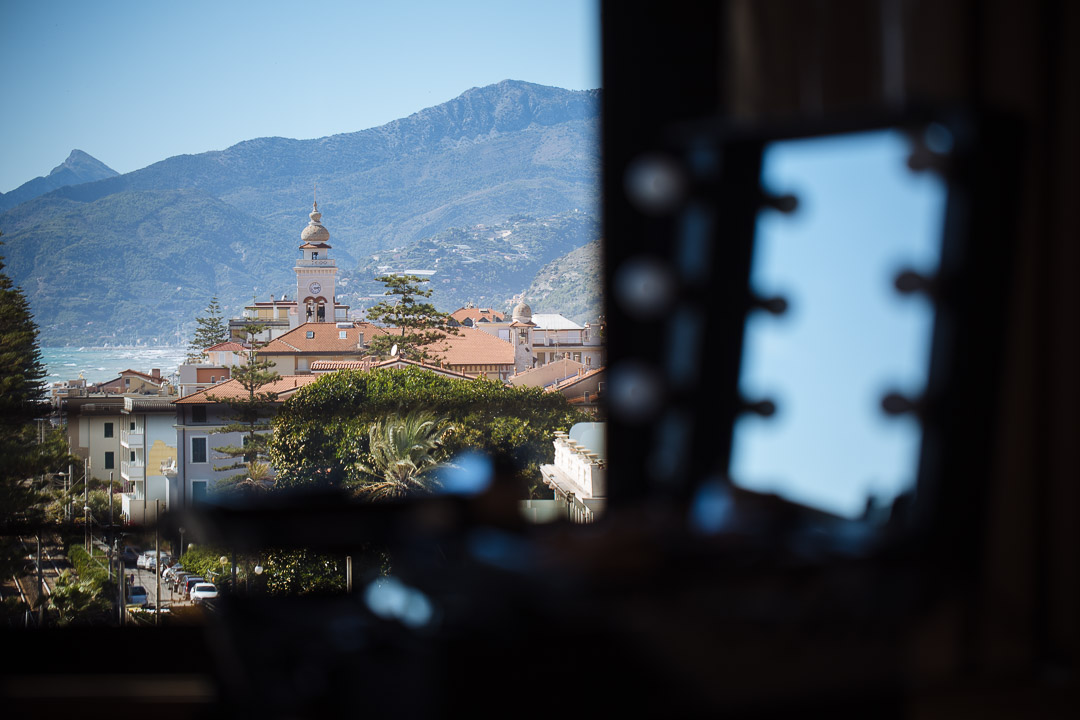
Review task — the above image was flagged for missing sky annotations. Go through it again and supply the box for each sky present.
[0,0,600,193]
[730,130,946,518]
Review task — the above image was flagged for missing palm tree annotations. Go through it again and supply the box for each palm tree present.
[354,412,451,501]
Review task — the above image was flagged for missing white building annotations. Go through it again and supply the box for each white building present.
[171,375,319,508]
[119,397,175,524]
[472,302,605,373]
[539,422,607,523]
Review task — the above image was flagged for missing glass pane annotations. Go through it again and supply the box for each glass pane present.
[729,130,945,519]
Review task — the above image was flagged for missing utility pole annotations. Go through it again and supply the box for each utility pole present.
[346,555,353,594]
[84,457,90,552]
[117,537,124,627]
[36,534,44,627]
[155,501,161,626]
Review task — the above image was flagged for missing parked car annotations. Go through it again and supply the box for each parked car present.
[146,553,171,571]
[170,571,190,592]
[122,546,141,567]
[136,551,159,569]
[183,576,205,598]
[162,564,183,581]
[190,583,219,605]
[127,585,148,607]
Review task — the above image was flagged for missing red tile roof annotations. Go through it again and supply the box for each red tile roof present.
[118,369,165,384]
[426,326,515,367]
[261,322,390,354]
[174,375,320,404]
[205,341,247,352]
[451,307,505,324]
[548,366,606,392]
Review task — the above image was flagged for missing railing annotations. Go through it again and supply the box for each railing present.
[295,259,337,267]
[120,428,144,447]
[120,460,144,480]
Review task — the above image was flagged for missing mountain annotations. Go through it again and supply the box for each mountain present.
[519,237,603,325]
[0,190,289,346]
[349,211,598,316]
[0,150,119,212]
[0,81,600,345]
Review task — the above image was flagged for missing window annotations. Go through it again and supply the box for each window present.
[104,422,114,438]
[210,376,216,383]
[192,437,208,464]
[125,377,131,387]
[130,450,135,462]
[192,406,206,423]
[129,421,136,431]
[312,252,319,260]
[306,331,315,339]
[191,480,208,506]
[339,330,347,339]
[104,451,114,470]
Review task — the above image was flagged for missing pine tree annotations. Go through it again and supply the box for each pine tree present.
[364,275,458,363]
[187,297,229,361]
[207,324,281,489]
[0,240,70,583]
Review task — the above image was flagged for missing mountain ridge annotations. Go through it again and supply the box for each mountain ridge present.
[0,150,118,212]
[0,80,601,345]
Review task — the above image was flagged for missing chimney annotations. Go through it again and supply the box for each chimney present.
[152,369,161,379]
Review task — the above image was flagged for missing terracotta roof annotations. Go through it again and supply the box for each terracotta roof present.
[548,366,606,392]
[298,242,330,250]
[118,369,164,384]
[426,326,515,367]
[451,307,505,324]
[174,375,320,404]
[261,322,390,354]
[205,341,247,352]
[508,320,536,328]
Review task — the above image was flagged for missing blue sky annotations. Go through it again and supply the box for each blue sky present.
[730,130,946,518]
[0,0,600,192]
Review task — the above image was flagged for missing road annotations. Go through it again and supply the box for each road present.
[127,563,190,610]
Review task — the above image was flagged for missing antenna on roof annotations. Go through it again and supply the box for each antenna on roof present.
[390,344,398,357]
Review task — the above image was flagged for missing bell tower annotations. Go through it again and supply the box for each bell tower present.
[294,200,337,324]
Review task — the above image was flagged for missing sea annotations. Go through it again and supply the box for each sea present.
[41,346,189,385]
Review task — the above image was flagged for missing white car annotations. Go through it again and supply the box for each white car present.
[146,553,171,571]
[162,563,183,580]
[189,583,219,605]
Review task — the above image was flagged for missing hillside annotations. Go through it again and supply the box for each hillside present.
[0,81,600,345]
[0,150,118,212]
[519,237,603,325]
[349,211,598,315]
[0,190,289,345]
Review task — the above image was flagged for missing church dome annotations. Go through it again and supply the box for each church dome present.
[512,301,532,323]
[300,202,330,245]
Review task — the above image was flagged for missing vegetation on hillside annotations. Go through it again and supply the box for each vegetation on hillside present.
[519,237,603,325]
[351,210,599,315]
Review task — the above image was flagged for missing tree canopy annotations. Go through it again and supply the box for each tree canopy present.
[269,366,588,495]
[364,275,457,363]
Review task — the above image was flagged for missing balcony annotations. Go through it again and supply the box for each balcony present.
[295,258,336,267]
[120,428,143,447]
[120,460,144,481]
